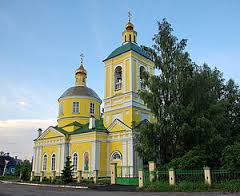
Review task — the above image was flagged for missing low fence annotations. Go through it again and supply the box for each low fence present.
[116,166,139,185]
[211,170,240,182]
[141,168,240,187]
[175,169,204,183]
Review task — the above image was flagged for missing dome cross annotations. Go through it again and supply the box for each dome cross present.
[128,11,132,22]
[80,53,84,65]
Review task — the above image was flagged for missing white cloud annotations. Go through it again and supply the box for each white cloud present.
[17,101,28,106]
[0,119,56,160]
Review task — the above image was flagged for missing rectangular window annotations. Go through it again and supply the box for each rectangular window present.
[72,102,80,113]
[59,103,64,115]
[90,103,95,114]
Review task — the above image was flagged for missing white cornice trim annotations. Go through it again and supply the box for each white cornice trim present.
[36,126,65,141]
[107,119,131,132]
[58,96,102,103]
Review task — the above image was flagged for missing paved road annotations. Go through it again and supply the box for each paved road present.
[0,182,239,196]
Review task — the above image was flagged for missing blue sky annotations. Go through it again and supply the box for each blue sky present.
[0,0,240,159]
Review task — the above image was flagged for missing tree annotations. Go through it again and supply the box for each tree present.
[133,18,240,168]
[221,143,240,171]
[15,160,32,181]
[61,156,73,183]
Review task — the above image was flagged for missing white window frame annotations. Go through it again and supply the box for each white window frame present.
[72,102,80,114]
[110,151,122,161]
[51,154,56,171]
[73,153,78,171]
[59,103,64,115]
[42,154,47,171]
[90,103,95,114]
[114,66,122,91]
[140,66,146,90]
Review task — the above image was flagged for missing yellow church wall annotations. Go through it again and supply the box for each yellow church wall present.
[132,59,137,91]
[105,66,110,98]
[58,97,100,128]
[104,106,133,129]
[70,142,92,171]
[109,141,123,166]
[41,130,63,139]
[41,145,58,176]
[99,142,107,174]
[125,59,130,92]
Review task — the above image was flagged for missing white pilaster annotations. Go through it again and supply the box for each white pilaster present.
[32,147,36,172]
[107,141,110,172]
[130,57,133,91]
[57,144,61,174]
[122,141,127,166]
[128,137,134,166]
[92,141,96,170]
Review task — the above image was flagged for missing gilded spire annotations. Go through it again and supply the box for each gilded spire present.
[122,11,137,44]
[75,53,87,86]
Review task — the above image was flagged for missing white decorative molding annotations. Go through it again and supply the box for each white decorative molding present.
[58,95,102,103]
[112,113,123,122]
[36,126,65,141]
[107,118,131,132]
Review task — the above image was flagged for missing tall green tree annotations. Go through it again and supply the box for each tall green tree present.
[134,19,240,169]
[61,156,73,183]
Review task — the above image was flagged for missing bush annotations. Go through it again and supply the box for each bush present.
[80,178,94,184]
[212,180,240,192]
[0,175,19,181]
[144,180,240,192]
[144,182,175,192]
[97,177,111,185]
[167,147,207,170]
[175,181,210,192]
[221,143,240,171]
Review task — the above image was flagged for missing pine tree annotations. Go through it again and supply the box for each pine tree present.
[61,156,73,183]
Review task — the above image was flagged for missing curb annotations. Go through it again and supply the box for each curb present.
[0,180,88,189]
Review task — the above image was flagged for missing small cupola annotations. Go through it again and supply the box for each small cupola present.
[122,12,137,44]
[75,54,87,86]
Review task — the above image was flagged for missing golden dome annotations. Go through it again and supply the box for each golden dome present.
[125,22,134,30]
[75,64,87,75]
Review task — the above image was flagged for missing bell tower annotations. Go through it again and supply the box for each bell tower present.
[103,14,155,129]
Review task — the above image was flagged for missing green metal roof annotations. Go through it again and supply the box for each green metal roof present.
[103,42,152,62]
[54,119,107,136]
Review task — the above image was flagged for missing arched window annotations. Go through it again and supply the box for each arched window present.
[125,35,126,42]
[73,153,78,171]
[51,154,56,171]
[115,66,122,90]
[43,154,47,171]
[111,151,122,161]
[83,152,89,171]
[140,66,146,89]
[134,35,136,42]
[129,34,132,42]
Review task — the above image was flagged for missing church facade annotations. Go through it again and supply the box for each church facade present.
[32,18,154,178]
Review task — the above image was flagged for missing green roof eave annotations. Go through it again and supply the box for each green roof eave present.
[103,42,152,62]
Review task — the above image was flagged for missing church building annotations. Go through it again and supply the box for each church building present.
[32,16,154,178]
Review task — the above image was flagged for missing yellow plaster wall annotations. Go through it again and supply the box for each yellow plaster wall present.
[109,141,123,166]
[42,130,62,139]
[99,142,107,173]
[58,97,101,128]
[70,142,92,171]
[41,145,58,175]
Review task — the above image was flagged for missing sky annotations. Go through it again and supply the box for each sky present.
[0,0,240,160]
